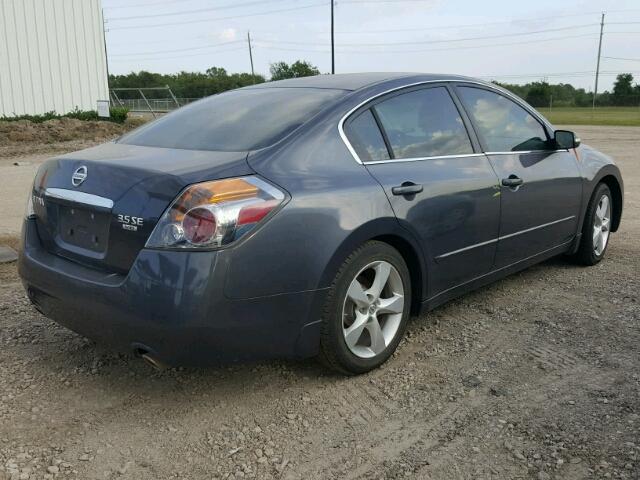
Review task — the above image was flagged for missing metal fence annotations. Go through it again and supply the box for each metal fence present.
[109,86,200,118]
[111,97,199,112]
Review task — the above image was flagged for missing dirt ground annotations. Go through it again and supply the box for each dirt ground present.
[0,118,143,236]
[0,126,638,480]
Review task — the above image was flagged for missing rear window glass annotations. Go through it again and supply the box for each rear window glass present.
[118,87,346,151]
[345,109,391,162]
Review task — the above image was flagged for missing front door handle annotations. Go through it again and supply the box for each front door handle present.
[501,176,524,188]
[392,183,423,196]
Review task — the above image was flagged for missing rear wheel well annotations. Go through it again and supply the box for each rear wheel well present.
[372,234,423,316]
[598,175,622,231]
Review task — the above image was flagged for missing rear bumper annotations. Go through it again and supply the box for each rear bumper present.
[18,220,326,366]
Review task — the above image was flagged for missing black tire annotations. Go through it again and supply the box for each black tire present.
[318,241,412,375]
[574,183,613,266]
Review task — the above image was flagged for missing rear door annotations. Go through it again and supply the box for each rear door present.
[454,85,582,268]
[343,84,501,297]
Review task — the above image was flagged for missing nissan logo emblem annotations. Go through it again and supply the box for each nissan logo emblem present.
[71,166,88,187]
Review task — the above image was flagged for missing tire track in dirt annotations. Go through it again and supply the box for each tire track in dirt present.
[287,310,525,479]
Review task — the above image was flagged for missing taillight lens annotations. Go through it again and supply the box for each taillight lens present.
[183,207,217,244]
[146,176,286,250]
[26,191,35,219]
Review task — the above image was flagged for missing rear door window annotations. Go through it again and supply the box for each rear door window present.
[457,86,550,152]
[119,87,347,152]
[344,109,391,162]
[372,86,474,159]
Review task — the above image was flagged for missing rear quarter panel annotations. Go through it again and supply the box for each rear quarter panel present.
[223,95,420,300]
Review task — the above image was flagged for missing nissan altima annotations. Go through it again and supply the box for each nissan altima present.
[19,73,623,374]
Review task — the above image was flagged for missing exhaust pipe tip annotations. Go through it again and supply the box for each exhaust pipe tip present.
[135,348,168,371]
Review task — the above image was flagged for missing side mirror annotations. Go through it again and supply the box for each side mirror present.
[554,130,581,149]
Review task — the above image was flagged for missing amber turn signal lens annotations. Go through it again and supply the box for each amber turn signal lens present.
[146,176,285,250]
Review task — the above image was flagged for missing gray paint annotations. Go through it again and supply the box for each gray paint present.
[18,73,624,365]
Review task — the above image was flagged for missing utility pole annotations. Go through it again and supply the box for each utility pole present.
[101,8,110,85]
[247,31,255,83]
[593,12,605,109]
[330,0,335,74]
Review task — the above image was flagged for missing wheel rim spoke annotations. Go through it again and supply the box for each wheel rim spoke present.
[347,279,369,309]
[597,232,605,254]
[377,294,404,315]
[344,312,368,349]
[600,196,609,218]
[367,262,391,301]
[366,317,386,354]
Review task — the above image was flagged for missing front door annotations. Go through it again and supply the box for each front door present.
[455,85,582,268]
[343,84,501,297]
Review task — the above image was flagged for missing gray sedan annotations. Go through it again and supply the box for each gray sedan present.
[19,73,623,374]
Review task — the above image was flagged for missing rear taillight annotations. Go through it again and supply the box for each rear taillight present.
[26,192,35,219]
[146,176,286,250]
[25,183,36,219]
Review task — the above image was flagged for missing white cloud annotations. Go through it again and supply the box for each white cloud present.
[218,28,237,42]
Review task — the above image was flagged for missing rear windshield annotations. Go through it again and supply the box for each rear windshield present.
[118,87,346,151]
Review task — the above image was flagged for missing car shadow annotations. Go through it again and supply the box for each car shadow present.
[8,252,589,403]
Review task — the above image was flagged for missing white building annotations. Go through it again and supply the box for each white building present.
[0,0,108,117]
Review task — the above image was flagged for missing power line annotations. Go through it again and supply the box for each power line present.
[602,56,640,62]
[104,0,199,9]
[331,9,640,33]
[245,10,640,35]
[352,23,598,46]
[110,40,245,57]
[261,23,597,47]
[109,45,247,62]
[255,32,599,54]
[483,71,639,79]
[107,0,289,21]
[107,2,326,30]
[336,11,610,34]
[339,0,438,3]
[106,20,622,54]
[103,0,433,8]
[482,72,595,78]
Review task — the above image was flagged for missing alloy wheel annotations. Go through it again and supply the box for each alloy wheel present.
[341,260,405,359]
[593,194,611,256]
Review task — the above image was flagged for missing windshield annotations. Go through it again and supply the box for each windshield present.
[118,87,347,152]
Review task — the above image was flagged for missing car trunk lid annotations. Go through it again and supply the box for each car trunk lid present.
[31,142,253,273]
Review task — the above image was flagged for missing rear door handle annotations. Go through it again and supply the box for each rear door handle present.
[501,176,524,188]
[392,183,423,196]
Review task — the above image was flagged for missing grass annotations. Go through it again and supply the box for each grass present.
[540,107,640,127]
[1,107,129,124]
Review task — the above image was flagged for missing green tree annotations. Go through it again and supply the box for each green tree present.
[496,81,594,107]
[612,73,636,106]
[269,60,320,81]
[206,67,228,78]
[525,81,552,107]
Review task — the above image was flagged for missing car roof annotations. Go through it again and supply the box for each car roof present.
[248,72,486,92]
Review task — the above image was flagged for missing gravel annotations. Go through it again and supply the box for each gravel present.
[0,125,638,479]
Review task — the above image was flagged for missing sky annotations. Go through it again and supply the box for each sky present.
[102,0,640,91]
